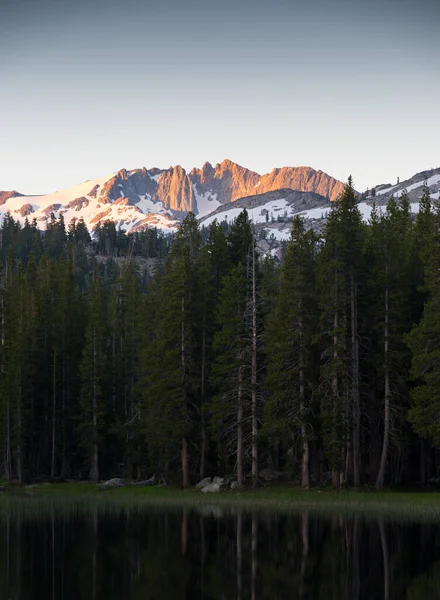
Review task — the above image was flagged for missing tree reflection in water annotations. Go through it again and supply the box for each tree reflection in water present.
[0,503,440,599]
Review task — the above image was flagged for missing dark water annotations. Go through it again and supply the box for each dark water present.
[1,503,440,600]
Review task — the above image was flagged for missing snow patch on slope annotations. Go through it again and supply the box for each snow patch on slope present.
[192,185,221,218]
[377,174,440,197]
[136,194,171,215]
[201,198,290,228]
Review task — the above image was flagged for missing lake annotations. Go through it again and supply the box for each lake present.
[0,499,439,599]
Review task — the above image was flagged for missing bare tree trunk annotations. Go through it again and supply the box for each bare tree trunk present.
[237,366,244,487]
[51,349,56,480]
[181,436,190,488]
[251,245,258,487]
[299,309,309,489]
[16,367,23,485]
[181,293,190,488]
[200,327,207,479]
[0,274,11,481]
[60,355,67,479]
[351,274,360,487]
[5,394,11,481]
[301,423,310,489]
[90,329,99,483]
[376,276,390,490]
[331,274,340,488]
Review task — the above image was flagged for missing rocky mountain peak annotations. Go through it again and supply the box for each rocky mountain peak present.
[0,160,351,233]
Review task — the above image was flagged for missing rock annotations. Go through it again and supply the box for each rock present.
[195,477,212,490]
[0,190,24,206]
[201,482,222,493]
[213,476,226,486]
[230,481,242,490]
[97,478,126,489]
[19,203,34,217]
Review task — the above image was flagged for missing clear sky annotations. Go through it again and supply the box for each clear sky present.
[1,0,439,194]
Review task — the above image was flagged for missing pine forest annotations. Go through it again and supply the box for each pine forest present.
[1,178,440,490]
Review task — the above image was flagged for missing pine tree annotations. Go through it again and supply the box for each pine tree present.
[210,263,249,485]
[78,268,109,482]
[265,217,317,488]
[407,200,440,448]
[139,214,201,486]
[108,261,142,477]
[318,177,364,486]
[196,220,231,477]
[366,195,415,488]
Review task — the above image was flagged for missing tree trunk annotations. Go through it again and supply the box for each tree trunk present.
[51,349,56,480]
[60,354,68,479]
[299,353,309,489]
[200,327,207,479]
[5,394,11,481]
[237,366,244,487]
[181,292,190,488]
[376,277,390,490]
[351,273,360,487]
[331,274,340,488]
[90,442,99,484]
[299,310,309,489]
[0,277,11,481]
[16,363,23,485]
[181,436,190,488]
[251,245,258,487]
[90,328,99,483]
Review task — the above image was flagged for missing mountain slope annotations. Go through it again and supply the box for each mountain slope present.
[0,161,346,233]
[374,167,440,202]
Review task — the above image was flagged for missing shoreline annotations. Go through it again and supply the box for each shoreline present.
[2,483,440,523]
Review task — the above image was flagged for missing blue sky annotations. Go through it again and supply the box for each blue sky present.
[1,0,439,194]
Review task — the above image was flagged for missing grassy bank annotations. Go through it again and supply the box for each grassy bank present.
[1,482,440,523]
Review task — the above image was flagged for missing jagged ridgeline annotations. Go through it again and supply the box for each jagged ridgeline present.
[1,178,440,490]
[0,161,346,235]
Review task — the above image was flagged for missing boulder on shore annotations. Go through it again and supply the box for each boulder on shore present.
[201,482,223,493]
[97,478,126,489]
[213,476,226,486]
[196,477,212,489]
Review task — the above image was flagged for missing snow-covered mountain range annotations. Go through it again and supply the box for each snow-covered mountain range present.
[0,163,439,238]
[0,161,344,234]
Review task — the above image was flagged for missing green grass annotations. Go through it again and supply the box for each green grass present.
[2,482,440,523]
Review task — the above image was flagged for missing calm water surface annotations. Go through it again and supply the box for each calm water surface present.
[1,501,440,599]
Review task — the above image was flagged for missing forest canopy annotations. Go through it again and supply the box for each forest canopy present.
[0,180,439,490]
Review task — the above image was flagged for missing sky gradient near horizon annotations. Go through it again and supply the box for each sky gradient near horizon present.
[1,0,439,195]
